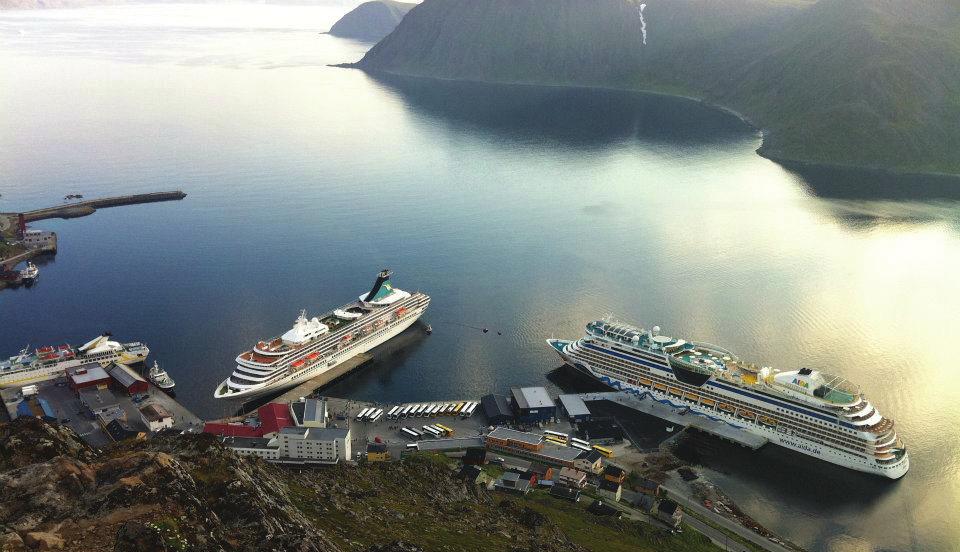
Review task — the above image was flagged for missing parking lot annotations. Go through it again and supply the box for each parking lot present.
[316,397,495,460]
[2,377,203,447]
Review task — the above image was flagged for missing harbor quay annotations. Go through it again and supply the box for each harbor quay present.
[1,371,202,447]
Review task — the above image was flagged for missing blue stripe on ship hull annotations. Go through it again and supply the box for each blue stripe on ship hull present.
[582,342,855,429]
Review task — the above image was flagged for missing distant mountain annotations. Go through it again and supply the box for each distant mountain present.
[328,0,416,42]
[354,0,960,176]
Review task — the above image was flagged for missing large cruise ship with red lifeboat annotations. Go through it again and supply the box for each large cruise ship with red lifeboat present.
[0,334,149,388]
[214,269,429,401]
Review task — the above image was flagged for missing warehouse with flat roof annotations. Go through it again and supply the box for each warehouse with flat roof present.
[510,387,556,423]
[557,394,591,422]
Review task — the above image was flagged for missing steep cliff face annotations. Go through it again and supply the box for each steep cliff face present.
[328,0,416,42]
[0,418,340,552]
[355,0,960,175]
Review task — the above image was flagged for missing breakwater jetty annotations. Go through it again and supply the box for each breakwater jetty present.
[21,190,187,222]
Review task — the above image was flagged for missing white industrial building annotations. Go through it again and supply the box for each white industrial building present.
[223,426,351,465]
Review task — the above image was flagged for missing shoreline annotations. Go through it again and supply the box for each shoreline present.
[333,64,960,182]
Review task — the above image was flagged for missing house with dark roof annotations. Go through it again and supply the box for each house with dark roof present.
[598,479,622,502]
[656,499,683,528]
[632,493,656,513]
[603,464,626,484]
[573,449,603,474]
[494,472,531,495]
[638,478,661,497]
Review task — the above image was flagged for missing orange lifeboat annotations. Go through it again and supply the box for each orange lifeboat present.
[396,307,408,317]
[291,359,305,369]
[341,334,352,342]
[307,352,320,361]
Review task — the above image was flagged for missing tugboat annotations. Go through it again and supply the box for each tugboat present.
[19,262,38,285]
[148,361,176,390]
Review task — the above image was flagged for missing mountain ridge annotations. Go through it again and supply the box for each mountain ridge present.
[353,0,960,176]
[328,0,416,42]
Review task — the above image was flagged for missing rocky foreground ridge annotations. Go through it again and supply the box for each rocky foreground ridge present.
[0,418,710,552]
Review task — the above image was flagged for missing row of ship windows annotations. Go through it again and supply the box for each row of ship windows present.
[580,347,867,441]
[578,350,873,454]
[596,342,878,438]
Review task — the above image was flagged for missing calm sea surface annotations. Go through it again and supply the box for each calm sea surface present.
[1,5,959,551]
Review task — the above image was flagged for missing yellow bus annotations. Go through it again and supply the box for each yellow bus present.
[592,445,614,458]
[453,402,465,414]
[435,423,454,436]
[544,435,567,446]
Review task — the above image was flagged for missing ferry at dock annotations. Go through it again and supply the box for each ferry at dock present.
[548,318,909,479]
[0,334,149,388]
[214,269,429,401]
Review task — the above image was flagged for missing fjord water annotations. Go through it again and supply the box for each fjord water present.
[1,5,959,550]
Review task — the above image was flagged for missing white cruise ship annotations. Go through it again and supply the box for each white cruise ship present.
[548,318,909,479]
[0,334,149,388]
[214,269,429,401]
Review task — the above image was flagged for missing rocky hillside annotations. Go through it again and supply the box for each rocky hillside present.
[0,418,717,552]
[353,0,960,175]
[328,0,416,42]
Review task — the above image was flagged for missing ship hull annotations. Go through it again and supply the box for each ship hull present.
[548,339,909,480]
[215,306,425,401]
[0,353,148,389]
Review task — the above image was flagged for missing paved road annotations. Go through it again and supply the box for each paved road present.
[660,481,796,552]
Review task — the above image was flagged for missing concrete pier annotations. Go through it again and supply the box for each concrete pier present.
[21,191,187,222]
[577,391,768,450]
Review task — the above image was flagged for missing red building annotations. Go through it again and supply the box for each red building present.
[67,364,111,391]
[108,363,149,395]
[203,403,294,438]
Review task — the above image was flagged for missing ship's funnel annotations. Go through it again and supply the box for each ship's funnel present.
[363,269,394,303]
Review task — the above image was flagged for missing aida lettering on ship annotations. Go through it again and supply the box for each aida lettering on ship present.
[214,270,429,401]
[547,318,908,479]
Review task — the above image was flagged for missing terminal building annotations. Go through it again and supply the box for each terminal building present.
[510,387,556,423]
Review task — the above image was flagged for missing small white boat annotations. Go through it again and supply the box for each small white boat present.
[19,262,38,284]
[148,361,176,390]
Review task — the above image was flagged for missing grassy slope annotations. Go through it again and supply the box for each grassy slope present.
[287,453,719,552]
[358,0,960,175]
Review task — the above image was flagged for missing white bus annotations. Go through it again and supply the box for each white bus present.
[461,402,478,418]
[422,425,442,437]
[570,442,592,452]
[401,427,421,439]
[402,405,414,418]
[416,404,428,417]
[570,437,591,447]
[405,443,419,451]
[369,409,384,423]
[544,430,569,442]
[356,407,372,421]
[387,406,400,419]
